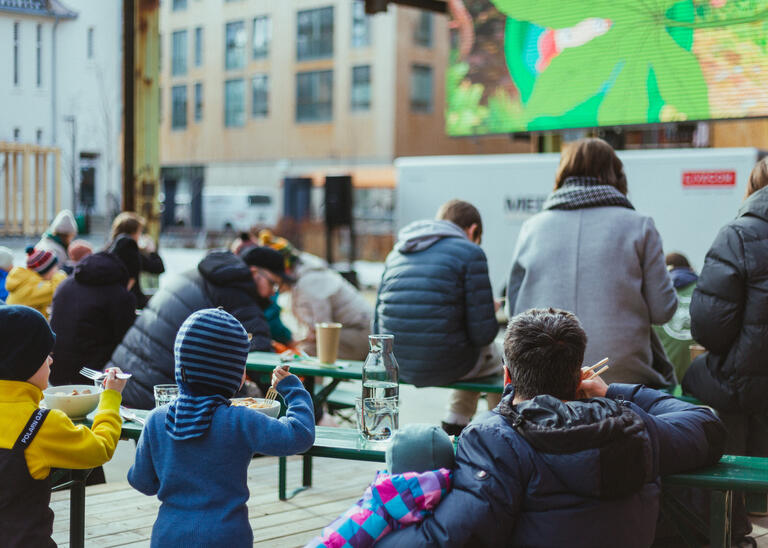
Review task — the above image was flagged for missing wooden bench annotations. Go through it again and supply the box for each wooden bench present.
[283,428,768,548]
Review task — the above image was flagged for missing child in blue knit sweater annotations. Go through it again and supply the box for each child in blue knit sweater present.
[127,308,315,547]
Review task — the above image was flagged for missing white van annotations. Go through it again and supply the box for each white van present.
[396,148,763,295]
[202,187,278,231]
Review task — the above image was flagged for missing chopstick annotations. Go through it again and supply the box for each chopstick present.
[584,357,610,379]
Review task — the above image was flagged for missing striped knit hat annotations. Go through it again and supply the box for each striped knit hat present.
[165,308,251,440]
[25,246,58,275]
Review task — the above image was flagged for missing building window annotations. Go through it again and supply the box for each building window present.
[225,21,246,70]
[351,65,371,111]
[296,70,333,122]
[172,0,187,11]
[351,1,370,48]
[410,64,433,113]
[414,12,432,47]
[194,27,203,67]
[171,85,187,129]
[36,24,42,87]
[296,7,334,61]
[13,22,20,86]
[194,82,203,122]
[13,128,20,141]
[87,27,94,59]
[171,30,188,76]
[251,74,268,118]
[252,16,271,59]
[224,79,245,127]
[36,129,43,144]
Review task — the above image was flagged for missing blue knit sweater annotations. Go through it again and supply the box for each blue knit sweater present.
[127,375,315,547]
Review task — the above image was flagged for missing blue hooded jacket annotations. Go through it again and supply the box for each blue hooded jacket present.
[372,220,497,387]
[0,269,8,301]
[377,384,726,548]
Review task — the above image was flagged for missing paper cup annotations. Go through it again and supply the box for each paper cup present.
[315,322,342,364]
[689,344,706,361]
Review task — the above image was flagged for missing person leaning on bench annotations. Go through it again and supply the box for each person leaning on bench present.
[376,308,727,548]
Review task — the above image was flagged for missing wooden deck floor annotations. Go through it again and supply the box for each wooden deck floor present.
[50,456,381,547]
[50,454,768,547]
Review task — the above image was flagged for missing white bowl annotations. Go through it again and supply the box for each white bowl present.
[230,397,281,418]
[44,385,102,419]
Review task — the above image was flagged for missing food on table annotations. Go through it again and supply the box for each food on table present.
[230,397,271,409]
[55,388,93,396]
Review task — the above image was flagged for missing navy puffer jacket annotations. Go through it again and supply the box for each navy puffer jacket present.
[372,220,497,387]
[108,251,272,409]
[683,186,768,413]
[377,384,725,548]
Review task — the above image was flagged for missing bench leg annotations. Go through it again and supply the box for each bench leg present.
[70,469,92,548]
[302,454,313,488]
[710,490,732,548]
[279,456,287,501]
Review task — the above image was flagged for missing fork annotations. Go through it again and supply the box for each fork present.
[79,367,132,381]
[264,386,279,403]
[120,407,145,426]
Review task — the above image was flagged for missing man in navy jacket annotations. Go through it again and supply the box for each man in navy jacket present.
[377,308,726,548]
[373,200,500,435]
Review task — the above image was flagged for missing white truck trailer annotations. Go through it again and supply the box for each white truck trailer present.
[395,148,763,295]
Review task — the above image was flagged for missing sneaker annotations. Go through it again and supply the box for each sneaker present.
[441,421,466,437]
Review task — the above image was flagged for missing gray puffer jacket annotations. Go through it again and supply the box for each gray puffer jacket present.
[373,220,497,387]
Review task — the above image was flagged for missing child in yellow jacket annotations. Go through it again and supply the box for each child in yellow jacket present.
[5,247,66,320]
[0,305,127,547]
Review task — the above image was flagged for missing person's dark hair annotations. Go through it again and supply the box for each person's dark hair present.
[555,138,627,195]
[110,211,146,241]
[504,308,587,401]
[665,252,690,270]
[436,199,483,239]
[746,157,768,198]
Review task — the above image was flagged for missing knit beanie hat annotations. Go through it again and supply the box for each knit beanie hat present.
[0,305,55,382]
[0,246,13,271]
[165,308,251,440]
[258,229,299,269]
[385,424,456,474]
[26,246,58,275]
[48,209,78,235]
[108,235,140,280]
[68,240,94,263]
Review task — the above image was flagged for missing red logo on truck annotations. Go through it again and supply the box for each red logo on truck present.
[682,171,736,187]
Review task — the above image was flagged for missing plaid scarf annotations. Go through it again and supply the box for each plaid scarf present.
[542,176,634,211]
[306,468,452,548]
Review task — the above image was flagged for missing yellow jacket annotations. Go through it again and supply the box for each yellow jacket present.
[0,380,122,480]
[5,267,66,320]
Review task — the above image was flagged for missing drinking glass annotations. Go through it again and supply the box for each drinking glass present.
[154,384,179,407]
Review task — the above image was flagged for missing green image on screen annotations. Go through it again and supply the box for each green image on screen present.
[447,0,768,136]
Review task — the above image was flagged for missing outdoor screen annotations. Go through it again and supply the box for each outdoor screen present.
[447,0,768,135]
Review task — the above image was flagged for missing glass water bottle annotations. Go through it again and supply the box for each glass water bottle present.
[360,334,399,441]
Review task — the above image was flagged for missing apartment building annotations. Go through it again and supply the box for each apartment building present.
[159,0,525,228]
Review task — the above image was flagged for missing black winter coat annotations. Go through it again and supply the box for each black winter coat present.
[50,252,136,386]
[108,251,272,409]
[683,187,768,413]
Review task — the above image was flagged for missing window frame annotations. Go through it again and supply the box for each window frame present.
[13,21,20,87]
[171,84,188,130]
[350,65,371,112]
[194,27,203,67]
[414,12,433,48]
[251,74,269,118]
[296,70,333,123]
[410,64,433,113]
[172,0,187,11]
[225,20,247,70]
[252,15,271,59]
[224,78,246,128]
[296,6,334,61]
[194,82,203,122]
[351,1,371,48]
[36,24,42,87]
[171,29,188,77]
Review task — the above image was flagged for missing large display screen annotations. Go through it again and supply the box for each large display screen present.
[447,0,768,135]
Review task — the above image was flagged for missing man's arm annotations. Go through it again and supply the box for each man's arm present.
[606,383,726,475]
[463,248,498,348]
[376,424,523,547]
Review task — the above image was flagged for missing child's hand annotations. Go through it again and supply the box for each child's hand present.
[271,365,291,388]
[103,367,128,393]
